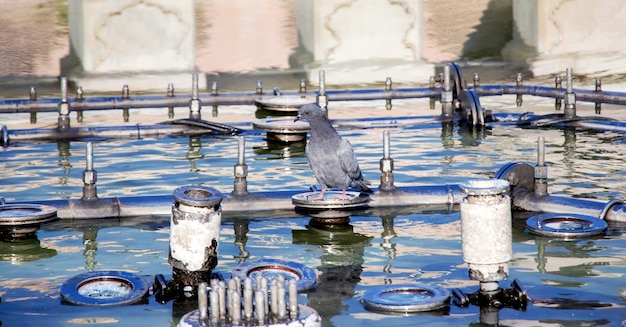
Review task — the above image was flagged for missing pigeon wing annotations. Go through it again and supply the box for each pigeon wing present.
[337,138,362,182]
[305,140,329,188]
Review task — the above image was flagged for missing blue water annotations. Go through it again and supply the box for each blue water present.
[2,96,626,326]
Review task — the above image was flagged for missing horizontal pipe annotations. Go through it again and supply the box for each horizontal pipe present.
[512,188,626,222]
[0,88,439,113]
[12,181,626,223]
[3,124,224,143]
[476,84,626,105]
[3,83,626,114]
[11,185,462,220]
[6,112,626,144]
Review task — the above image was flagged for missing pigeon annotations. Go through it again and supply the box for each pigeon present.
[295,104,372,199]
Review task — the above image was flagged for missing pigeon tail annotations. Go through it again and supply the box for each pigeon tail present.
[351,180,373,194]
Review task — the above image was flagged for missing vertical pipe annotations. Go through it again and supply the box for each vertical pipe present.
[564,67,576,119]
[76,86,84,123]
[379,130,395,191]
[82,142,97,201]
[288,279,298,320]
[299,79,307,95]
[233,136,249,196]
[189,74,202,120]
[459,179,512,287]
[317,70,328,112]
[256,80,263,95]
[29,87,38,124]
[122,85,130,122]
[595,78,602,114]
[554,76,562,111]
[198,282,208,321]
[168,186,223,299]
[167,83,175,119]
[255,290,265,324]
[515,73,523,107]
[57,77,70,131]
[534,137,548,196]
[210,289,219,324]
[385,77,392,110]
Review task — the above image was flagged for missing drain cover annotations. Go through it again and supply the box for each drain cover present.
[526,213,608,239]
[61,270,149,306]
[362,283,450,313]
[231,258,317,291]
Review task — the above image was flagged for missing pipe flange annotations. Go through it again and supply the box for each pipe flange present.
[60,270,149,306]
[0,204,57,226]
[526,213,607,239]
[173,185,223,208]
[362,283,450,314]
[599,199,624,220]
[231,258,317,292]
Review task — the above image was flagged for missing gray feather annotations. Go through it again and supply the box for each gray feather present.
[296,104,372,193]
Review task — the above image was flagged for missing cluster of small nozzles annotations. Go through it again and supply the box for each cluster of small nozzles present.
[197,276,299,326]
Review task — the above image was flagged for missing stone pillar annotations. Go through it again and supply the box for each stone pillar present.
[502,0,626,77]
[296,0,433,86]
[62,0,204,91]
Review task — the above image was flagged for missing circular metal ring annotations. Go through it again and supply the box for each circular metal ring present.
[599,199,624,220]
[526,213,607,239]
[254,95,316,112]
[292,191,370,209]
[231,258,317,292]
[0,204,57,225]
[173,185,223,208]
[60,270,149,306]
[459,179,510,196]
[362,283,450,314]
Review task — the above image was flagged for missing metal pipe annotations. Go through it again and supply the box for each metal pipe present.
[2,123,233,144]
[13,184,462,219]
[0,88,442,113]
[512,189,626,222]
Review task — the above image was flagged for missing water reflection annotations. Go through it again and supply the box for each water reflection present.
[380,215,397,278]
[292,220,372,327]
[186,136,203,172]
[82,226,98,271]
[0,237,57,264]
[57,140,72,185]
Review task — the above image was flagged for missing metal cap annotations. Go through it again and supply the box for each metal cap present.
[173,185,223,208]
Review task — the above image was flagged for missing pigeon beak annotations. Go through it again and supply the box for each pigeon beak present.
[294,115,301,123]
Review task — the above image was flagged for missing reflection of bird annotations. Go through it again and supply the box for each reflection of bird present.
[295,104,372,199]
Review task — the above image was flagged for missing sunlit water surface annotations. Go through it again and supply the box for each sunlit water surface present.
[2,95,626,326]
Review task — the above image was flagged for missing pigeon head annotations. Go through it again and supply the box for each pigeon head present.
[295,104,325,122]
